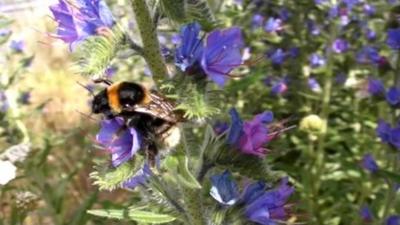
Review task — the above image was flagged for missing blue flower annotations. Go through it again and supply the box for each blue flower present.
[309,53,326,68]
[386,215,400,225]
[252,14,264,29]
[308,77,322,93]
[386,87,400,107]
[210,170,240,206]
[367,78,385,96]
[10,40,24,52]
[96,118,141,167]
[387,28,400,50]
[122,164,152,189]
[360,205,373,222]
[245,177,294,225]
[365,28,376,41]
[363,4,376,16]
[175,22,204,72]
[264,18,283,33]
[214,121,229,135]
[376,119,400,149]
[356,46,380,65]
[332,39,349,53]
[271,79,288,95]
[268,49,286,65]
[361,154,379,173]
[242,181,267,204]
[227,108,243,145]
[49,0,114,49]
[306,20,321,36]
[201,27,244,86]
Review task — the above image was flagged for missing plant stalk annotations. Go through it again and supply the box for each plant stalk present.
[130,0,168,87]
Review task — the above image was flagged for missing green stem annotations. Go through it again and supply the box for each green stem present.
[130,0,168,87]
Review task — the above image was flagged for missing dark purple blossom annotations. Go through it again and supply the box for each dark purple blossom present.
[361,154,379,173]
[245,178,294,225]
[363,4,376,16]
[210,170,240,206]
[386,216,400,225]
[387,28,400,50]
[360,205,373,222]
[309,53,326,68]
[358,78,385,97]
[10,40,24,52]
[214,121,229,135]
[332,39,349,53]
[49,0,115,49]
[335,73,348,85]
[365,28,376,41]
[175,22,204,72]
[201,27,244,86]
[122,164,152,189]
[306,20,321,36]
[96,118,141,167]
[19,92,31,105]
[242,181,267,204]
[264,18,283,33]
[278,8,291,21]
[271,79,288,95]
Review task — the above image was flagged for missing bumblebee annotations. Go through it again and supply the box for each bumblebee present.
[91,81,182,164]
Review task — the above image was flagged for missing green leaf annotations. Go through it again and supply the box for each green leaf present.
[377,170,400,183]
[87,208,176,223]
[90,160,138,191]
[185,0,217,31]
[176,155,202,189]
[160,0,186,23]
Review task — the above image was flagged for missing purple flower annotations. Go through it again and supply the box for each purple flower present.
[268,49,286,65]
[361,154,379,173]
[332,39,349,53]
[96,118,141,167]
[49,0,114,49]
[175,22,203,72]
[386,216,400,225]
[252,14,264,29]
[264,18,283,33]
[386,87,400,107]
[363,4,376,16]
[356,46,380,65]
[214,121,229,135]
[228,108,274,157]
[0,92,9,112]
[376,119,400,149]
[271,79,288,95]
[309,53,326,68]
[210,170,240,206]
[239,112,273,157]
[387,28,400,50]
[365,28,376,41]
[201,27,244,86]
[122,164,152,189]
[19,92,31,105]
[308,77,322,93]
[306,20,321,36]
[360,205,373,222]
[335,73,348,85]
[278,8,291,21]
[366,77,385,96]
[242,181,267,204]
[105,65,117,78]
[245,178,294,225]
[10,40,24,52]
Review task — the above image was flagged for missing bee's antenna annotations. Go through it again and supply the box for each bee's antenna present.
[76,81,95,97]
[93,78,113,86]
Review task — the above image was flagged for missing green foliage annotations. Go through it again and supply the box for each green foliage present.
[90,160,138,191]
[73,27,124,78]
[87,208,176,223]
[159,0,186,23]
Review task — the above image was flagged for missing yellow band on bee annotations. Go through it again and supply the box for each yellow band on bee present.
[107,82,122,113]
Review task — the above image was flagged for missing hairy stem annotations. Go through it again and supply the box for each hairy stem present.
[130,0,168,87]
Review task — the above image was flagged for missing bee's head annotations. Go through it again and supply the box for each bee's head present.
[92,89,111,115]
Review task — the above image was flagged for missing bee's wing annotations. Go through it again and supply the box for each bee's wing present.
[131,92,179,123]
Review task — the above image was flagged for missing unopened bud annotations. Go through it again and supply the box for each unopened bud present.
[300,114,324,133]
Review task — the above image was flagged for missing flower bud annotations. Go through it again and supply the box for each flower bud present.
[300,114,324,133]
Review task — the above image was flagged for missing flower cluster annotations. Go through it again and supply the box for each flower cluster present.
[376,120,400,149]
[49,0,115,49]
[210,170,294,225]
